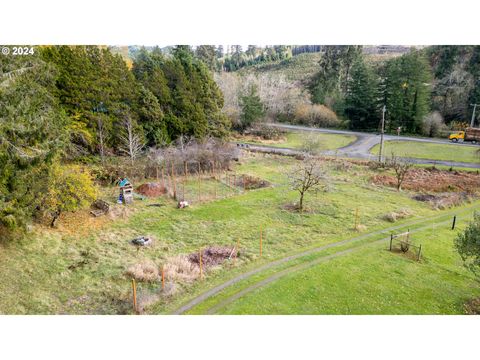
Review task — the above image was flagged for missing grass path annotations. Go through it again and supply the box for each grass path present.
[173,203,479,314]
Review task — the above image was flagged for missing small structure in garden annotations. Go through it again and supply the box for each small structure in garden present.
[118,178,133,204]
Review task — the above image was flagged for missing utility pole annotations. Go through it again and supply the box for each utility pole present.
[470,103,478,127]
[378,105,386,163]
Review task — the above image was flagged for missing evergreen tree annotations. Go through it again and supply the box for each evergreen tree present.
[383,50,432,133]
[0,57,68,235]
[345,58,379,131]
[309,46,362,105]
[239,85,265,130]
[40,45,140,152]
[195,45,217,71]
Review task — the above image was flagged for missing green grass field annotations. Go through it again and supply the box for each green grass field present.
[370,141,480,164]
[245,131,356,152]
[0,154,478,314]
[211,220,479,314]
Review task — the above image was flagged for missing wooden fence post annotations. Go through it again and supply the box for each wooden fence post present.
[197,163,201,202]
[389,234,393,251]
[161,167,165,189]
[417,244,422,261]
[132,279,137,313]
[171,161,177,200]
[161,265,165,290]
[452,215,457,230]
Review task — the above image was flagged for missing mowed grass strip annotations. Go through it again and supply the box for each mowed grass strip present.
[245,131,356,152]
[182,204,479,315]
[370,140,480,164]
[215,216,480,315]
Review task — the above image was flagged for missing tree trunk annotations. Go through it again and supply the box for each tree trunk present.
[51,210,61,228]
[299,193,304,212]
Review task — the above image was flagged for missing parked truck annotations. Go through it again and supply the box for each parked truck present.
[449,127,480,144]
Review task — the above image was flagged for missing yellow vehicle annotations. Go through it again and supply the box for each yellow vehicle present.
[449,127,480,144]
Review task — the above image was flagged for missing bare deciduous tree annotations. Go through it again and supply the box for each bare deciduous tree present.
[286,156,328,212]
[118,115,145,166]
[386,152,414,191]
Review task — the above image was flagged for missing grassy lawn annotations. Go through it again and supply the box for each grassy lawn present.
[215,217,480,315]
[244,131,356,152]
[0,154,477,314]
[370,141,480,164]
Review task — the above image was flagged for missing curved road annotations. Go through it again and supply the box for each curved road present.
[236,123,480,169]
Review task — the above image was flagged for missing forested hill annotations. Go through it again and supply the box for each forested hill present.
[215,45,480,135]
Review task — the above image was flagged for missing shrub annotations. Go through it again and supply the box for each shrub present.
[37,164,97,227]
[248,124,286,140]
[300,132,323,155]
[421,111,447,137]
[294,104,341,128]
[455,212,480,275]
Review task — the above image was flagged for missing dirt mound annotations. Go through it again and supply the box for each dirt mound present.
[188,246,237,268]
[136,182,166,197]
[412,192,473,209]
[372,168,480,193]
[235,175,270,190]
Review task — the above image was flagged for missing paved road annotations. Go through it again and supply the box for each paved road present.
[236,142,480,169]
[270,123,478,148]
[236,123,480,169]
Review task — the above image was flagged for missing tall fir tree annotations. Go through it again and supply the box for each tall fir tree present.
[345,58,379,131]
[383,50,432,133]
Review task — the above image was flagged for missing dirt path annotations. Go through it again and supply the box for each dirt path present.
[172,204,479,314]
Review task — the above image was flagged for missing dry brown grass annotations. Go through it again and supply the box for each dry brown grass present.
[372,168,480,193]
[412,192,474,210]
[164,255,200,282]
[126,261,160,282]
[382,208,413,222]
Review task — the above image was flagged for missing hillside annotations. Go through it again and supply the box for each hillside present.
[237,52,323,83]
